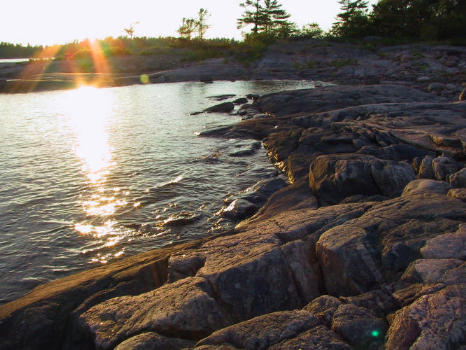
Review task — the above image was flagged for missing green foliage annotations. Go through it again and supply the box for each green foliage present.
[0,42,42,58]
[331,0,371,38]
[371,0,466,41]
[177,8,210,40]
[237,0,293,38]
[331,0,466,42]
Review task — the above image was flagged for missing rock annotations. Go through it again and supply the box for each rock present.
[233,97,248,104]
[401,259,463,284]
[448,168,466,187]
[432,156,460,181]
[196,310,321,349]
[316,193,466,296]
[77,277,230,349]
[114,332,194,350]
[204,102,235,113]
[428,82,445,92]
[418,155,435,178]
[309,154,415,205]
[447,188,466,201]
[255,85,445,117]
[269,325,351,350]
[303,295,343,325]
[421,225,466,260]
[217,199,258,220]
[331,304,386,349]
[402,179,451,197]
[200,76,213,83]
[386,284,466,349]
[238,178,288,205]
[208,94,236,101]
[168,253,206,282]
[246,93,259,100]
[416,76,431,82]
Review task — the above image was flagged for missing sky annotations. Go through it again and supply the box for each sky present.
[1,0,378,46]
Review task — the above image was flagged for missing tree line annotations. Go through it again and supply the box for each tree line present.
[1,0,464,58]
[177,0,464,42]
[0,42,43,58]
[332,0,465,41]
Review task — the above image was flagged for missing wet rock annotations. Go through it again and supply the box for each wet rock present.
[421,225,466,260]
[238,178,287,206]
[208,94,236,101]
[217,199,258,220]
[114,332,194,350]
[386,284,466,349]
[402,179,451,197]
[233,97,248,104]
[246,93,259,100]
[204,102,235,113]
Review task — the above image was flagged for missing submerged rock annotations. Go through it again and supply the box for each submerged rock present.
[204,102,235,113]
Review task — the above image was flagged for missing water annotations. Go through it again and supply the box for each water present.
[0,80,317,304]
[0,58,30,64]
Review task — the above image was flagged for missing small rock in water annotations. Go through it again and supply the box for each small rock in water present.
[233,97,248,105]
[217,199,258,220]
[207,94,236,101]
[204,102,235,113]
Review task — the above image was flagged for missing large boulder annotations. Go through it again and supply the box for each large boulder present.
[309,154,415,205]
[386,284,466,350]
[77,277,230,349]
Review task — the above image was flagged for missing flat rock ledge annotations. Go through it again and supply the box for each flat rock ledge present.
[1,84,465,350]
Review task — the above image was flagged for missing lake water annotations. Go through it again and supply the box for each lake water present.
[0,58,30,64]
[0,80,317,304]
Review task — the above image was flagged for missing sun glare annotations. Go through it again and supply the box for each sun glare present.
[56,85,132,260]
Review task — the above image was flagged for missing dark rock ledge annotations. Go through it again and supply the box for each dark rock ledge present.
[1,84,465,350]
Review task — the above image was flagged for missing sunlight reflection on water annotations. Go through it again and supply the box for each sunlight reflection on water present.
[58,86,131,262]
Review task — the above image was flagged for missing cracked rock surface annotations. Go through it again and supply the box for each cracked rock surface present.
[0,82,465,349]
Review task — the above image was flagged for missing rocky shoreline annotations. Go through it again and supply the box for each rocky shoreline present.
[1,42,465,349]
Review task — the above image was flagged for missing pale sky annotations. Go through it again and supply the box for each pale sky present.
[1,0,377,45]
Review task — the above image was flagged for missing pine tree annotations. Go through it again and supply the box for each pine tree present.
[331,0,370,38]
[237,0,266,34]
[237,0,291,36]
[262,0,291,34]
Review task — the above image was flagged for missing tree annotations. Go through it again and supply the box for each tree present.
[237,0,291,36]
[299,23,324,39]
[371,0,466,40]
[331,0,370,38]
[177,17,197,40]
[197,8,210,40]
[262,0,291,34]
[124,22,139,39]
[237,0,265,35]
